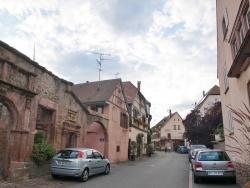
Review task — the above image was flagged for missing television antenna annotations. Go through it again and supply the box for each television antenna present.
[110,72,119,78]
[86,51,111,89]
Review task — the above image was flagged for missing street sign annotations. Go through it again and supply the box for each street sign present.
[100,138,105,142]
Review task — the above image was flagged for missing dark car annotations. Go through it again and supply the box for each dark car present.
[192,149,236,184]
[177,146,188,154]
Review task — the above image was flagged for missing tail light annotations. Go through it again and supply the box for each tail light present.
[195,162,202,168]
[227,162,234,168]
[77,151,84,158]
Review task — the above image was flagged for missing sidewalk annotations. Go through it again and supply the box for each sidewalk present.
[0,155,152,188]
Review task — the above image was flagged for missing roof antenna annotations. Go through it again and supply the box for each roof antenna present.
[110,72,119,78]
[86,51,111,90]
[33,42,36,61]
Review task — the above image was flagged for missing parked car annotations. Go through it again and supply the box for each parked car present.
[190,148,206,170]
[192,149,236,184]
[188,144,206,162]
[177,146,188,154]
[50,148,110,182]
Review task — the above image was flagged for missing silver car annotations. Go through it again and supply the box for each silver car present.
[192,149,236,184]
[50,148,110,182]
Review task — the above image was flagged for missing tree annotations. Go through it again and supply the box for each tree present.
[183,102,223,147]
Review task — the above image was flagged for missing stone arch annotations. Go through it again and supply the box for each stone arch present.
[86,120,109,156]
[0,95,19,179]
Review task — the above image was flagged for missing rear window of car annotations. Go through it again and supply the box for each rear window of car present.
[56,150,82,159]
[198,151,230,161]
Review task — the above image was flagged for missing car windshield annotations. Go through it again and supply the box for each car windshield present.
[198,151,230,161]
[193,145,206,149]
[56,150,82,159]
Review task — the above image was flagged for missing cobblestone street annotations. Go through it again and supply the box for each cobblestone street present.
[0,175,73,188]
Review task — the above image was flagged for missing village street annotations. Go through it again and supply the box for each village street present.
[0,151,244,188]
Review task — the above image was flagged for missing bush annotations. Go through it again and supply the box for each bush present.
[32,141,56,165]
[31,132,56,165]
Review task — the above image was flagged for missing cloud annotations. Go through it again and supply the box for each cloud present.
[0,0,217,126]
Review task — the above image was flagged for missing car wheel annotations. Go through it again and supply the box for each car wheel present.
[230,177,236,184]
[51,174,60,179]
[193,174,199,183]
[79,168,89,182]
[103,164,110,175]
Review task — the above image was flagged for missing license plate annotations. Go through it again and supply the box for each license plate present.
[208,171,223,175]
[57,161,68,165]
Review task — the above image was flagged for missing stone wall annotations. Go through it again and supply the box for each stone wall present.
[235,162,250,185]
[0,41,89,180]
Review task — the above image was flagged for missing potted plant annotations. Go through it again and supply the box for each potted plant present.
[130,141,137,161]
[146,144,153,157]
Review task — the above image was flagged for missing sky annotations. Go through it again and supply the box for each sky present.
[0,0,218,127]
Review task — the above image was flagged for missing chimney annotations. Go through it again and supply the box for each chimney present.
[203,91,205,97]
[169,109,172,117]
[137,81,141,91]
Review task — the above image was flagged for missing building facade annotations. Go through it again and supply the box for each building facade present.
[123,81,151,158]
[216,0,250,183]
[151,111,185,151]
[195,85,221,117]
[72,79,130,163]
[0,41,89,180]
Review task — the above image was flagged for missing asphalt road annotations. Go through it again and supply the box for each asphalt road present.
[0,151,244,188]
[62,151,190,188]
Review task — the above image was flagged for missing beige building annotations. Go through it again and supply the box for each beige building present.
[123,81,151,157]
[195,85,221,117]
[151,111,185,151]
[216,0,250,183]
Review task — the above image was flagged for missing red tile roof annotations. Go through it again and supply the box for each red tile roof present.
[123,81,138,104]
[72,79,122,104]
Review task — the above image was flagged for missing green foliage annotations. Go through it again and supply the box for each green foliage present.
[183,102,223,147]
[136,133,144,144]
[34,131,45,144]
[31,132,56,165]
[147,131,152,144]
[32,141,56,165]
[214,125,224,140]
[146,144,153,154]
[130,141,137,155]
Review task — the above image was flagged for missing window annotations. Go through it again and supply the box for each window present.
[93,151,102,159]
[238,25,244,45]
[173,125,176,130]
[227,105,234,132]
[91,105,103,114]
[167,133,171,139]
[120,112,128,128]
[221,8,229,40]
[178,125,180,130]
[232,39,238,57]
[223,65,229,91]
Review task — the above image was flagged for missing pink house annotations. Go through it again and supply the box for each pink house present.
[72,79,130,163]
[216,0,250,183]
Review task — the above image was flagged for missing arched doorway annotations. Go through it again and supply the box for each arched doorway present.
[0,97,18,179]
[85,121,106,156]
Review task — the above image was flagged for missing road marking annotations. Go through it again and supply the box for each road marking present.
[189,163,193,188]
